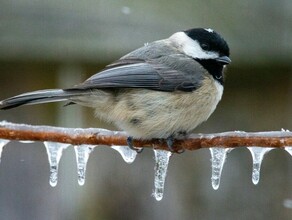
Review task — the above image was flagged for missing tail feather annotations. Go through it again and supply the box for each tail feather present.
[0,89,85,110]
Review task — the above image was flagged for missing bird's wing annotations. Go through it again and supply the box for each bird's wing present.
[66,58,198,92]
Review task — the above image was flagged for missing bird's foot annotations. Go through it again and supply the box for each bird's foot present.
[166,136,185,154]
[127,136,143,153]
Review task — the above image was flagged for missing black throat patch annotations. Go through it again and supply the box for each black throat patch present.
[194,59,224,85]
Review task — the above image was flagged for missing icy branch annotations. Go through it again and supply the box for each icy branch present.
[0,121,292,151]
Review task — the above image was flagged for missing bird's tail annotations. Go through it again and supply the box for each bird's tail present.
[0,89,87,110]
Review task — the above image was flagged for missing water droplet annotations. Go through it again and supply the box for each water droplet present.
[283,199,292,209]
[209,147,233,190]
[44,142,70,187]
[111,145,137,164]
[247,147,274,185]
[121,6,131,15]
[74,145,94,186]
[0,139,10,163]
[153,149,172,201]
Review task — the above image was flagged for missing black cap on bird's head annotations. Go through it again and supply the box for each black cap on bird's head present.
[184,28,230,64]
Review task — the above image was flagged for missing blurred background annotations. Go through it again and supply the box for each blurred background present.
[0,0,292,219]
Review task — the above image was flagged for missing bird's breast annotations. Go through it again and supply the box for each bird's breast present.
[105,75,223,139]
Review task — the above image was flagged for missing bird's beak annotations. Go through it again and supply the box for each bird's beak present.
[216,56,231,65]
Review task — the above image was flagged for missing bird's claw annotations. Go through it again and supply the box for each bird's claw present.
[166,136,185,154]
[127,136,143,153]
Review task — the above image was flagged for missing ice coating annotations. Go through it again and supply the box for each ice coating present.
[189,130,292,139]
[111,145,137,164]
[0,120,127,137]
[247,147,274,185]
[209,147,233,190]
[0,139,10,163]
[285,147,292,156]
[153,149,172,201]
[44,141,70,187]
[74,145,94,186]
[1,121,292,147]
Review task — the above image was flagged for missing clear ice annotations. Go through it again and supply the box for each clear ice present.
[209,147,233,190]
[247,147,274,185]
[44,141,70,187]
[111,145,137,164]
[74,145,94,186]
[285,147,292,156]
[153,149,172,201]
[0,139,10,163]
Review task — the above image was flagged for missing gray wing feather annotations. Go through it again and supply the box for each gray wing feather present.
[67,58,198,92]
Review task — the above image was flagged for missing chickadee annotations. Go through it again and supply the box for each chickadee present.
[0,28,231,152]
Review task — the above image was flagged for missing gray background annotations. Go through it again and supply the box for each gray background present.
[0,0,292,219]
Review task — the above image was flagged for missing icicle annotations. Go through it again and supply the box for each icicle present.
[153,149,172,201]
[44,142,70,187]
[0,139,10,163]
[247,147,274,185]
[74,145,94,186]
[209,147,233,190]
[111,145,137,164]
[284,147,292,156]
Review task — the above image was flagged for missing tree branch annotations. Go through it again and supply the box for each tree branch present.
[0,121,292,151]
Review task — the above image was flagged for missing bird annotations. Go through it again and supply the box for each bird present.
[0,28,231,152]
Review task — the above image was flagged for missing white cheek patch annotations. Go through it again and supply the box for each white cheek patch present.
[169,32,219,60]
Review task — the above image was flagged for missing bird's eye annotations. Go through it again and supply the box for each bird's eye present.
[201,44,210,50]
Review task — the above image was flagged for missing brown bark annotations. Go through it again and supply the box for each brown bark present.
[0,121,292,151]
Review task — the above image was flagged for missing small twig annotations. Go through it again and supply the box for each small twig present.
[0,121,292,151]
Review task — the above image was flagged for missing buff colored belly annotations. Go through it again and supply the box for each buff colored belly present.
[107,76,223,139]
